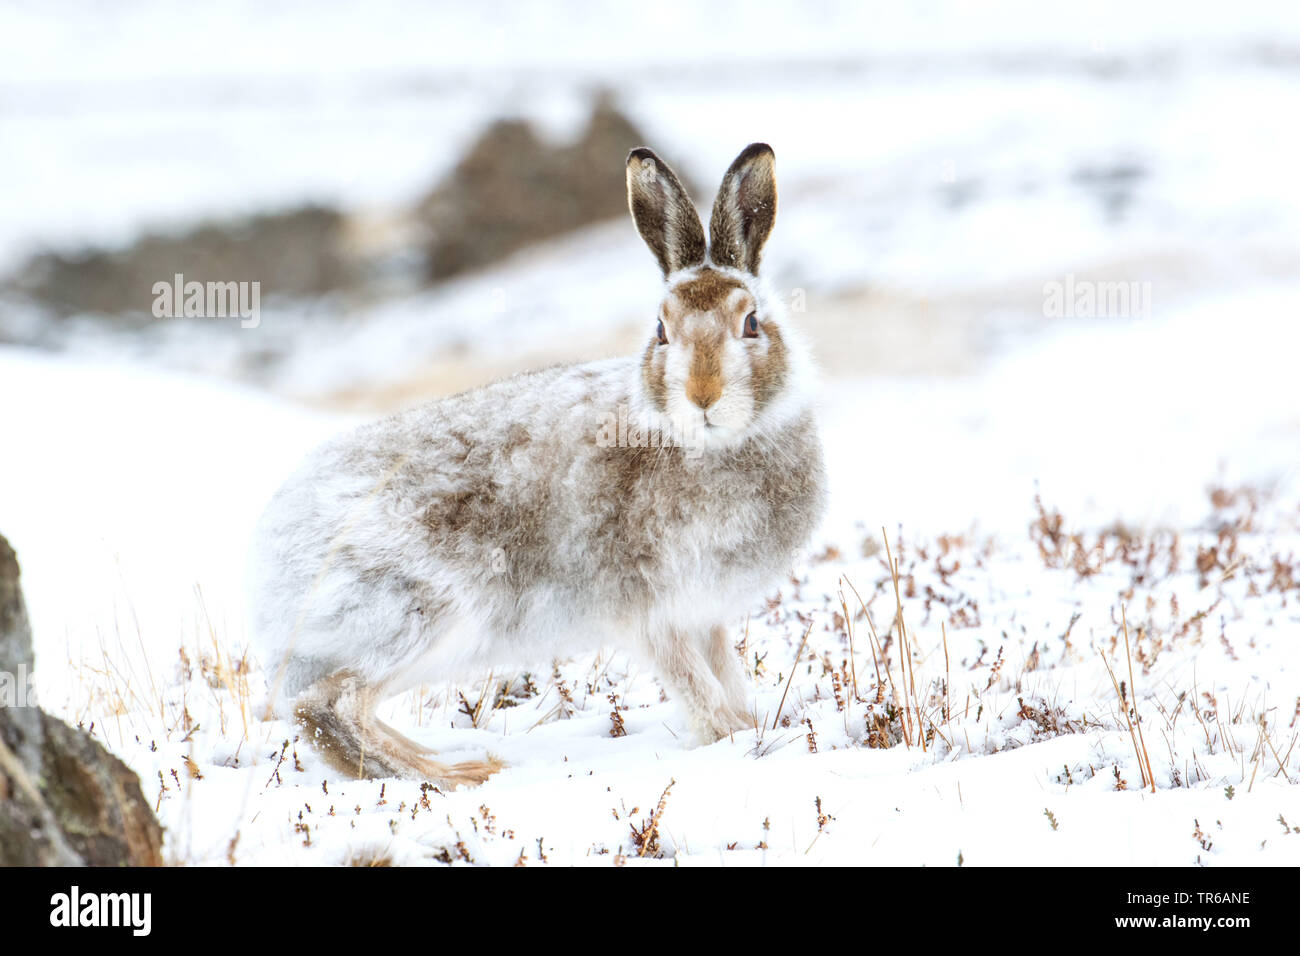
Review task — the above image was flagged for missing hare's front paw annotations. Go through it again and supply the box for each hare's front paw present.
[693,705,756,745]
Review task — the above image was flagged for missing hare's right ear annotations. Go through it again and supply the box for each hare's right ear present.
[626,148,707,278]
[708,143,777,275]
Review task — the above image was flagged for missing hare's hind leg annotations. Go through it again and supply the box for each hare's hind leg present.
[647,627,751,744]
[293,670,502,785]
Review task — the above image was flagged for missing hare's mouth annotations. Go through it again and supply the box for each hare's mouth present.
[699,415,740,440]
[700,409,742,433]
[671,402,748,450]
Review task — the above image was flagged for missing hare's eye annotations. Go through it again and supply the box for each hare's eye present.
[656,320,668,345]
[743,312,760,338]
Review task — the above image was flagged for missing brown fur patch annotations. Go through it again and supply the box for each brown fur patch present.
[751,320,788,411]
[502,423,531,453]
[686,328,724,408]
[640,340,668,411]
[669,269,744,313]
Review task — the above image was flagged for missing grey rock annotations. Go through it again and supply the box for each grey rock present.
[0,533,164,866]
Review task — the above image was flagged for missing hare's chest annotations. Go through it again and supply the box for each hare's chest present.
[583,422,826,598]
[690,457,825,571]
[722,435,825,546]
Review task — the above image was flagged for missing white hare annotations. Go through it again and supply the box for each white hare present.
[248,143,827,783]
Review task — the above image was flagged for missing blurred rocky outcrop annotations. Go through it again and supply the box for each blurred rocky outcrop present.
[5,95,656,328]
[0,534,163,866]
[12,206,349,322]
[418,95,670,280]
[0,94,660,389]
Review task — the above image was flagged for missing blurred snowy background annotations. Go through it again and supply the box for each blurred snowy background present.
[1,1,1298,865]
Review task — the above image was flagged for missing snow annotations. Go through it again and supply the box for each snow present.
[1,0,1298,866]
[2,282,1297,865]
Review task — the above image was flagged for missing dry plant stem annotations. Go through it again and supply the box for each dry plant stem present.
[942,621,951,725]
[197,583,250,742]
[742,615,750,679]
[843,575,885,704]
[635,779,676,858]
[852,564,904,743]
[1099,628,1154,792]
[857,562,908,746]
[1122,607,1156,793]
[1275,733,1298,780]
[474,671,495,728]
[118,570,162,724]
[883,527,925,752]
[1247,724,1264,792]
[1099,653,1144,787]
[868,544,908,746]
[838,585,860,703]
[772,620,814,730]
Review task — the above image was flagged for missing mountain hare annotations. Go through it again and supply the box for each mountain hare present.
[249,143,827,783]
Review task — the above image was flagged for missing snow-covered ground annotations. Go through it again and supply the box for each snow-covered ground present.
[1,282,1296,865]
[1,2,1298,865]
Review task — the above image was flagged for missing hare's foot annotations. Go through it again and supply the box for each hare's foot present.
[293,670,505,786]
[693,704,756,744]
[356,748,503,788]
[370,716,503,786]
[648,627,754,746]
[373,715,436,754]
[427,755,505,788]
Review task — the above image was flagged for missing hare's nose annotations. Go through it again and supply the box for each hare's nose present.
[686,377,721,410]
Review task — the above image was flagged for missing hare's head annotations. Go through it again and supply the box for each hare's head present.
[627,144,808,447]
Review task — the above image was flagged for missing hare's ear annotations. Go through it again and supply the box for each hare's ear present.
[626,147,707,277]
[708,143,777,275]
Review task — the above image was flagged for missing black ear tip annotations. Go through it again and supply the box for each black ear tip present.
[739,142,775,163]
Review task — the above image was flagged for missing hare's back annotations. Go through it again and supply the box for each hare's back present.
[294,358,633,562]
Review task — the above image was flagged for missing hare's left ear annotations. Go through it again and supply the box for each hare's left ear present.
[708,143,777,275]
[627,148,707,277]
